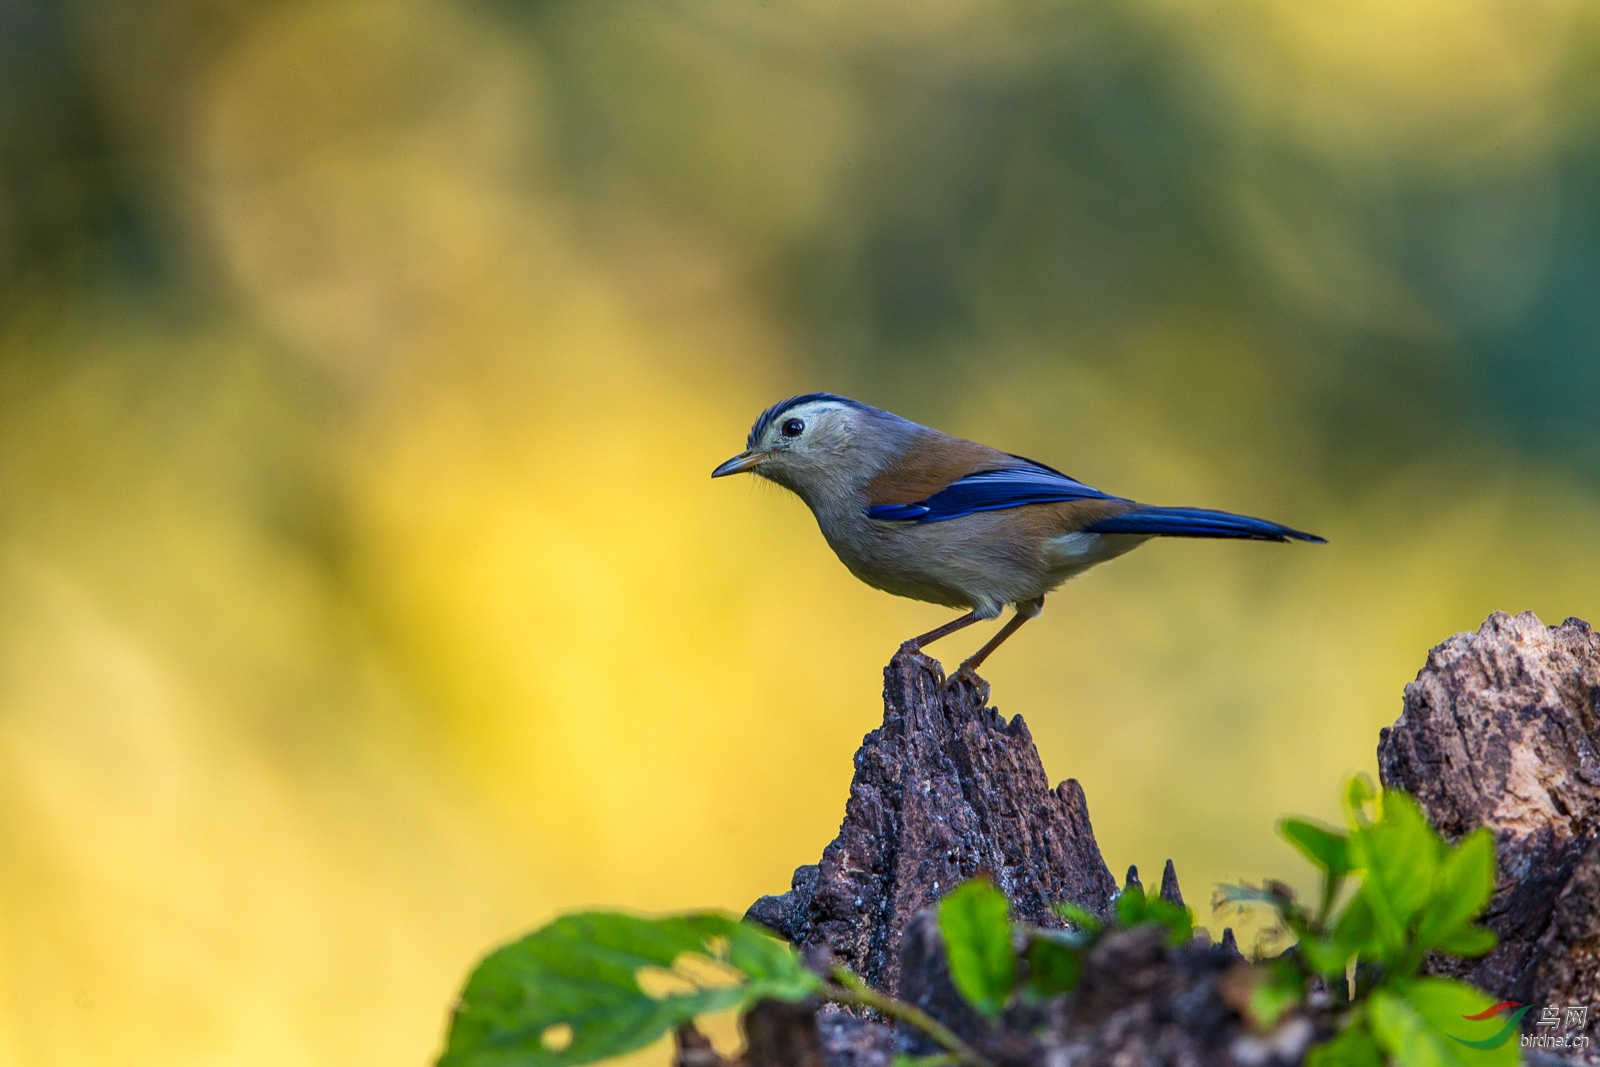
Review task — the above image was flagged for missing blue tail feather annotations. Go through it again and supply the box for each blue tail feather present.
[1084,506,1325,543]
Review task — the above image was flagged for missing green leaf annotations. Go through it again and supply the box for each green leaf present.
[1357,793,1442,957]
[1333,891,1379,961]
[1111,886,1192,945]
[1250,981,1300,1031]
[1114,886,1147,926]
[1142,895,1194,947]
[1417,830,1496,951]
[890,1056,960,1067]
[1307,1019,1383,1067]
[439,912,821,1067]
[1432,925,1496,957]
[1052,902,1102,933]
[1283,817,1352,923]
[937,879,1016,1020]
[1369,988,1456,1067]
[1247,958,1303,1029]
[1020,931,1082,999]
[1297,933,1354,978]
[1281,818,1351,880]
[1369,980,1519,1067]
[1403,978,1521,1066]
[1344,775,1377,830]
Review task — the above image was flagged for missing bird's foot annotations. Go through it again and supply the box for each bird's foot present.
[943,664,986,694]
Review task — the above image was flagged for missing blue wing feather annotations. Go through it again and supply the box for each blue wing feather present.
[1084,506,1325,543]
[864,464,1327,543]
[866,463,1115,523]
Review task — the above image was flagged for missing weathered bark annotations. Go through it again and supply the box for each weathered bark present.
[1160,858,1185,907]
[740,1000,831,1067]
[1379,611,1600,1055]
[674,1000,862,1067]
[745,650,1118,996]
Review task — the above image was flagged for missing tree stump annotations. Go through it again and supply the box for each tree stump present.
[1380,611,1600,1057]
[745,650,1118,997]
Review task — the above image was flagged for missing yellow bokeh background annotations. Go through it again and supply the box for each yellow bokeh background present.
[2,0,1599,1064]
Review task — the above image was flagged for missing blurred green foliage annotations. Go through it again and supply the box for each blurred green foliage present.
[10,0,1600,477]
[1219,779,1512,1066]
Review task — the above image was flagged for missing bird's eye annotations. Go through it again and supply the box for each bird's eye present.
[781,418,805,438]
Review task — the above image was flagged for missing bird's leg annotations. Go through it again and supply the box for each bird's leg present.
[900,610,984,654]
[954,596,1045,678]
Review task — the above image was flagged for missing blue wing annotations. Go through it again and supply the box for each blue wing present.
[866,461,1116,523]
[1083,506,1325,543]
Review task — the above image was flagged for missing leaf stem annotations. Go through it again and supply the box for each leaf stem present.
[824,966,996,1067]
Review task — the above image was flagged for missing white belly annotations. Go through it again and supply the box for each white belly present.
[814,505,1149,616]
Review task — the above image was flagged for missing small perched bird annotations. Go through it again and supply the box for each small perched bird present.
[713,393,1324,677]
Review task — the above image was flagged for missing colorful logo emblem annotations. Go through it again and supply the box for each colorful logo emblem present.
[1451,1001,1532,1049]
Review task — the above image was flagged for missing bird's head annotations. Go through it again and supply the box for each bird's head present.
[712,393,897,499]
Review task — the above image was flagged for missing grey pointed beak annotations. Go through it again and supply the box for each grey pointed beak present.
[712,450,766,478]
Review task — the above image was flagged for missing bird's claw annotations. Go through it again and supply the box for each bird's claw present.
[944,664,984,692]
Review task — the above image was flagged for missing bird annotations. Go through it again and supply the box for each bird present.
[712,393,1325,679]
